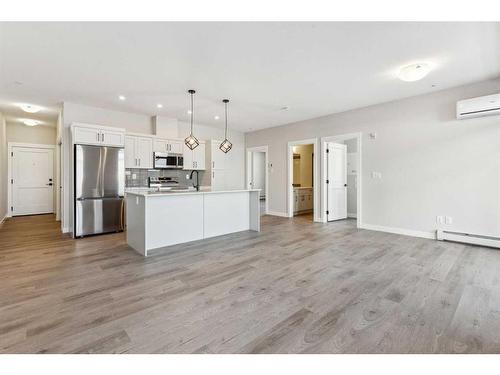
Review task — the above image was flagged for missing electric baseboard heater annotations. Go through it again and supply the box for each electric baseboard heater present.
[436,230,500,249]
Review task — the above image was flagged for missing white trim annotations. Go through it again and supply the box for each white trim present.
[0,214,7,225]
[7,142,56,218]
[246,146,269,215]
[287,138,320,222]
[62,227,70,233]
[360,223,436,240]
[321,132,362,227]
[71,122,125,133]
[347,213,357,218]
[267,210,289,218]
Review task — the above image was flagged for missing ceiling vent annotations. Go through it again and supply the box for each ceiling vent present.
[456,93,500,120]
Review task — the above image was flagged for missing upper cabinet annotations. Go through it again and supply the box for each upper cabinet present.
[183,141,206,170]
[153,139,183,154]
[125,135,153,169]
[72,124,125,147]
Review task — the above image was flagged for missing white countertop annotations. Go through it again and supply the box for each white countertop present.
[126,188,261,197]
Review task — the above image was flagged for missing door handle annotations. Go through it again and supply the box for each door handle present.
[344,184,347,187]
[46,183,53,186]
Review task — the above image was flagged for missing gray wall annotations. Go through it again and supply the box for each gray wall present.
[246,79,500,237]
[6,122,56,145]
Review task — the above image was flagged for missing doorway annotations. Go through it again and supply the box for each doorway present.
[246,146,268,215]
[321,133,362,226]
[287,139,319,221]
[8,143,55,217]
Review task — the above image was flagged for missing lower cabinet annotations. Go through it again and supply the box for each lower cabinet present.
[293,188,313,214]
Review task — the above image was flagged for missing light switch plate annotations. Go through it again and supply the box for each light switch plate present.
[445,216,453,224]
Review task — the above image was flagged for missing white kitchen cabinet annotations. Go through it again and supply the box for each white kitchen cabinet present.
[72,125,125,147]
[211,169,226,191]
[183,141,206,170]
[207,140,226,170]
[125,135,153,169]
[153,139,183,154]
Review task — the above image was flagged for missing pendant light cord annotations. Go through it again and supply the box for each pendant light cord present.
[190,92,194,135]
[224,100,228,139]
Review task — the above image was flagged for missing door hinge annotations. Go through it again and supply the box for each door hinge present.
[326,179,329,184]
[11,179,13,184]
[11,151,13,157]
[326,210,329,215]
[11,206,13,212]
[326,149,329,153]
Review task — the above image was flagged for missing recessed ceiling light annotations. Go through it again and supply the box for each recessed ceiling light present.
[187,110,192,115]
[19,104,42,113]
[23,119,40,126]
[280,106,290,111]
[398,63,431,82]
[118,95,126,101]
[157,104,163,108]
[214,115,220,120]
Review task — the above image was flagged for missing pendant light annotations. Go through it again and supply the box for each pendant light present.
[184,89,200,150]
[219,99,233,153]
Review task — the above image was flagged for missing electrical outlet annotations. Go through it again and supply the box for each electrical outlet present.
[436,216,444,225]
[445,216,453,224]
[186,174,190,179]
[371,172,382,179]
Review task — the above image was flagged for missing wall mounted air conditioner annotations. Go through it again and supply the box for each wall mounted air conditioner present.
[456,93,500,119]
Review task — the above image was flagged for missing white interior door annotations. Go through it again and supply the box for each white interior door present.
[11,146,54,216]
[327,142,347,221]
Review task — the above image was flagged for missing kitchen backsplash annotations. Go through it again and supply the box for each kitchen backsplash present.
[126,168,205,188]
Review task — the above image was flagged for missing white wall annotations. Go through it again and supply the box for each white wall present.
[0,113,7,221]
[61,102,245,232]
[246,79,500,237]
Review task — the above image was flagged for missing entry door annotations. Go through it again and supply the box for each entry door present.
[327,142,347,221]
[11,146,54,216]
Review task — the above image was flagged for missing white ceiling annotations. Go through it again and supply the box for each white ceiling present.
[1,22,499,132]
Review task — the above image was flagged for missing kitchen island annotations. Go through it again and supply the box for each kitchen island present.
[125,189,261,256]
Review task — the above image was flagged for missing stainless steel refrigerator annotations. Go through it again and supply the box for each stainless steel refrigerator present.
[74,144,125,237]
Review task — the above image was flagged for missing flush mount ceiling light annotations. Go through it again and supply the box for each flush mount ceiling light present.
[214,115,220,120]
[219,99,233,154]
[157,104,163,108]
[23,119,40,126]
[19,104,42,113]
[184,89,199,150]
[118,95,126,101]
[398,63,431,82]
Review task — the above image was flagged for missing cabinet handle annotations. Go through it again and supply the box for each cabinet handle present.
[212,161,215,168]
[102,133,105,142]
[96,132,99,142]
[139,158,141,166]
[212,171,214,178]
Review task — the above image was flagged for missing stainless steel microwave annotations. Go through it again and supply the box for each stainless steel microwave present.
[153,152,184,169]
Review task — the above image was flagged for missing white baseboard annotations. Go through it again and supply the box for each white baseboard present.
[62,227,71,233]
[266,210,289,218]
[347,213,357,218]
[359,223,436,240]
[0,214,7,225]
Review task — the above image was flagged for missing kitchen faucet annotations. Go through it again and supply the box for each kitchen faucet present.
[190,170,200,191]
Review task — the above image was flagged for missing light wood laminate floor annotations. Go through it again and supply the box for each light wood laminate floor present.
[1,214,500,353]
